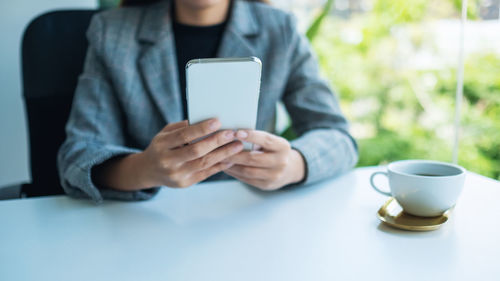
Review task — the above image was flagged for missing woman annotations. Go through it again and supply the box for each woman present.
[57,0,358,202]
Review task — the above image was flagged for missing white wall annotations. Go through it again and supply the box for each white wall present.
[0,0,97,187]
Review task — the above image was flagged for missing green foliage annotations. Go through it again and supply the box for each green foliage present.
[280,125,297,141]
[310,0,500,179]
[306,0,335,41]
[450,0,481,19]
[372,0,429,23]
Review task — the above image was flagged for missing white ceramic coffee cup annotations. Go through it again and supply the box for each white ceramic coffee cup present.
[370,160,466,217]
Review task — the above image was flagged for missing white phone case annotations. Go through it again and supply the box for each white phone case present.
[186,57,262,150]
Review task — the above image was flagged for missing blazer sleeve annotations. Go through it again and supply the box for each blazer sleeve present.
[282,14,359,185]
[57,14,160,203]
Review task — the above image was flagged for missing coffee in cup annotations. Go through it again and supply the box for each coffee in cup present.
[370,160,466,217]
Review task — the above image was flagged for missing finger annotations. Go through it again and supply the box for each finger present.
[224,169,253,182]
[225,164,277,180]
[224,170,270,189]
[188,161,235,185]
[162,118,221,148]
[160,120,189,133]
[224,150,279,168]
[235,130,290,152]
[181,141,244,172]
[173,130,238,162]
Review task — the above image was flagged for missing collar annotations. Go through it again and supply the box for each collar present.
[137,0,260,43]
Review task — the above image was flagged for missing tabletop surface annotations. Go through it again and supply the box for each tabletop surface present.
[1,166,499,281]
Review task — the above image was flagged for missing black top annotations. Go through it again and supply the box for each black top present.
[172,16,227,119]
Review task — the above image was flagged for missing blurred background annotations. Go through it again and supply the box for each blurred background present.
[1,0,498,188]
[0,0,96,188]
[288,0,500,180]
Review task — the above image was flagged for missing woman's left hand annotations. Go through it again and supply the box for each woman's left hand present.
[223,130,306,191]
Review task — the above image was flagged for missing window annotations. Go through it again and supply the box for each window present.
[276,0,500,180]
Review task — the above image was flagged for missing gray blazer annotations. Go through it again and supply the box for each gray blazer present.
[57,0,358,202]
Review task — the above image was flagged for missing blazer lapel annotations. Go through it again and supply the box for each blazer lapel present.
[217,0,260,58]
[138,1,183,124]
[136,0,261,124]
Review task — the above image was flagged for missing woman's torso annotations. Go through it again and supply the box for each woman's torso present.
[94,0,294,150]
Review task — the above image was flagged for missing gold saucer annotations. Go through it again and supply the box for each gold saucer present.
[377,198,451,231]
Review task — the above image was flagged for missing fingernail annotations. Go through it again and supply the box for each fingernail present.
[225,130,235,140]
[224,162,234,169]
[209,119,220,130]
[236,130,248,139]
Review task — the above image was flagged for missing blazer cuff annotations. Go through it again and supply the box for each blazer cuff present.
[290,129,358,185]
[61,145,160,203]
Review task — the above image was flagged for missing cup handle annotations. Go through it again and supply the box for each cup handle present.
[370,171,392,196]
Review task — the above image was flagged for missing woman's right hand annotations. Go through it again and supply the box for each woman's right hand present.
[138,118,243,188]
[93,118,243,191]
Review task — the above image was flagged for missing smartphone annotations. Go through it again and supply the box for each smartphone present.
[186,57,262,150]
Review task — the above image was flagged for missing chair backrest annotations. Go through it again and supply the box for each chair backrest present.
[21,10,97,197]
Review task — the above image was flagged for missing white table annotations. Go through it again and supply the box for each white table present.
[1,167,499,281]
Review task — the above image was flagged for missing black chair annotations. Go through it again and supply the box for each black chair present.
[15,10,98,198]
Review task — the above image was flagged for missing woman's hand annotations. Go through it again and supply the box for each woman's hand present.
[94,119,243,191]
[223,130,306,191]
